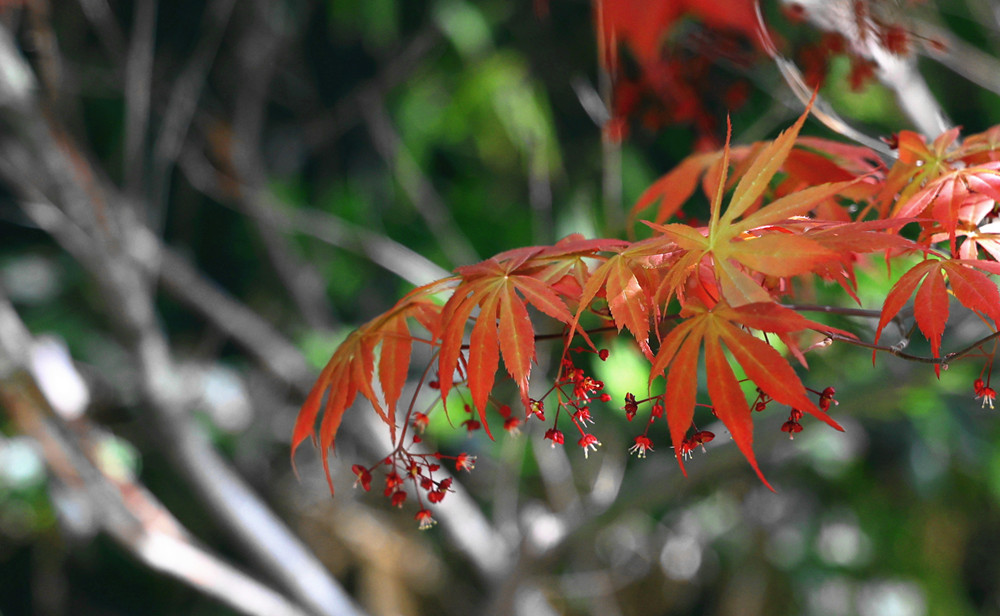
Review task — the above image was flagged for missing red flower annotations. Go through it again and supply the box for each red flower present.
[692,431,714,448]
[529,399,545,421]
[819,387,837,412]
[578,434,601,458]
[351,465,372,491]
[391,490,407,507]
[463,419,481,432]
[781,420,803,438]
[455,452,476,472]
[629,435,653,458]
[384,472,403,495]
[978,386,997,409]
[415,509,436,530]
[573,407,595,426]
[544,428,564,447]
[412,412,429,433]
[623,393,638,421]
[504,416,522,435]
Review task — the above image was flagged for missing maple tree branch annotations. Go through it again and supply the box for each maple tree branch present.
[823,331,938,363]
[76,0,128,63]
[359,89,480,267]
[301,27,443,150]
[229,3,337,331]
[782,303,883,319]
[785,303,911,340]
[150,0,236,218]
[824,329,1000,366]
[940,330,1000,365]
[916,17,1000,100]
[175,140,451,288]
[122,0,156,202]
[752,0,895,157]
[0,295,310,616]
[0,27,366,616]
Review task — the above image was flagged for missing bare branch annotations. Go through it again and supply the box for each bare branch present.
[360,91,480,266]
[753,1,896,156]
[301,28,443,149]
[176,144,451,286]
[77,0,128,62]
[150,0,237,218]
[123,0,156,202]
[0,27,367,616]
[0,293,309,616]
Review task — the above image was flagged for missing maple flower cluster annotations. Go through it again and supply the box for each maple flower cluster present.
[532,348,613,459]
[620,391,713,462]
[351,439,476,530]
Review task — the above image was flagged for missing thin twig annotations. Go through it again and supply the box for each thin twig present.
[783,303,883,319]
[123,0,156,203]
[0,293,309,616]
[0,26,368,615]
[176,143,451,286]
[229,5,336,330]
[359,91,480,266]
[301,28,443,149]
[77,0,128,62]
[150,0,236,220]
[824,329,1000,365]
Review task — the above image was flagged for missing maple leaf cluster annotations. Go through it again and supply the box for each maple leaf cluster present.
[594,0,944,145]
[293,97,1000,521]
[595,0,763,144]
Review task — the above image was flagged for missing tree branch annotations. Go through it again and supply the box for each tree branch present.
[0,25,367,616]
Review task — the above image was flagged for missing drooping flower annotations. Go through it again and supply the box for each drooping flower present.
[978,386,997,409]
[463,419,481,433]
[781,420,803,438]
[623,393,638,421]
[529,399,546,421]
[391,490,407,507]
[351,465,372,491]
[692,430,714,450]
[412,412,430,433]
[544,428,564,447]
[415,508,436,530]
[573,407,595,426]
[504,416,522,435]
[384,472,403,496]
[819,387,837,412]
[629,435,653,458]
[578,434,601,458]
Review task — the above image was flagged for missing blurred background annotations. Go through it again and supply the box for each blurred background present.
[2,1,1000,615]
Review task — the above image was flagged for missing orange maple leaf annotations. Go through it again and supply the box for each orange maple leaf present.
[649,300,851,486]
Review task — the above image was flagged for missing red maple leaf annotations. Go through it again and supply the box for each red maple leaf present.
[649,300,852,486]
[875,258,1000,375]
